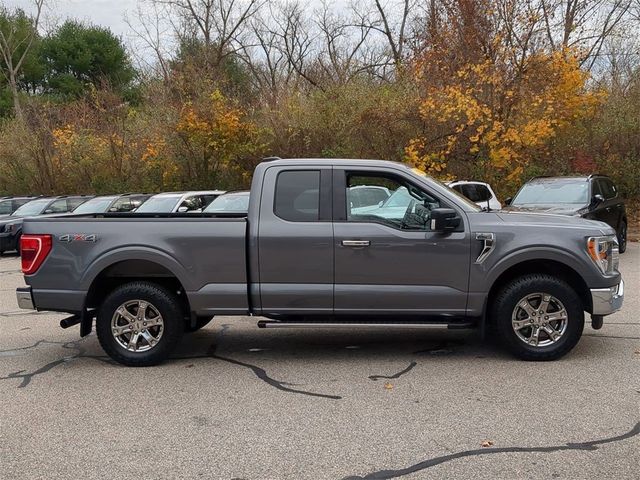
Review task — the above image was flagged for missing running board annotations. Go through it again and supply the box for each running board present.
[257,320,475,330]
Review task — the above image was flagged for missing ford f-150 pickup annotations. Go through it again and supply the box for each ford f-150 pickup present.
[15,159,624,366]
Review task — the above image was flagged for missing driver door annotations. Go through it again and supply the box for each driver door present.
[333,169,470,315]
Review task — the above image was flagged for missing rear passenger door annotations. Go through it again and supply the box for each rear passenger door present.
[257,166,333,314]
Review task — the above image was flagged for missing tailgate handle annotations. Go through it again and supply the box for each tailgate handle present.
[342,240,370,247]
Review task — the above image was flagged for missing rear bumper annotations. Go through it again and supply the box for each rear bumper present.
[16,287,84,313]
[590,279,624,315]
[16,287,35,310]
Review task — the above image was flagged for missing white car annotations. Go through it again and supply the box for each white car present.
[447,180,501,210]
[135,190,226,214]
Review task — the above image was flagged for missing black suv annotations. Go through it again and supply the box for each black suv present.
[0,195,93,255]
[0,196,37,218]
[505,175,627,252]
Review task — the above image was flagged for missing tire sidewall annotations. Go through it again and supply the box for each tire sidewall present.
[97,282,184,366]
[492,275,584,360]
[618,221,627,253]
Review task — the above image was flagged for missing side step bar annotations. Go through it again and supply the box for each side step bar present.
[257,320,475,330]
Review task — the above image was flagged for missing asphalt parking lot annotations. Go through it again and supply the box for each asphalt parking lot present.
[0,246,638,480]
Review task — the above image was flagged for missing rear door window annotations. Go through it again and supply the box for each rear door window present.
[0,200,12,214]
[455,184,491,202]
[110,197,133,212]
[47,199,69,213]
[67,198,87,211]
[274,171,320,222]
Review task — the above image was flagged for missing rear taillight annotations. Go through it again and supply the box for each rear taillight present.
[21,234,52,275]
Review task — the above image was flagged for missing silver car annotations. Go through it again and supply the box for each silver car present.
[135,191,225,214]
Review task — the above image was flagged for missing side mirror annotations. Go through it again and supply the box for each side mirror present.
[504,197,512,206]
[44,209,53,214]
[377,200,384,207]
[430,208,460,232]
[177,206,189,213]
[591,194,605,208]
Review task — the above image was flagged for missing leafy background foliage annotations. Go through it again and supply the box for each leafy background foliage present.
[0,0,638,216]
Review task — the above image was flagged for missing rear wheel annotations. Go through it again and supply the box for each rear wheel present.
[618,220,627,254]
[96,281,184,366]
[491,274,584,361]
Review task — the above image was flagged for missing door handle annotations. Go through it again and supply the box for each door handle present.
[342,240,370,247]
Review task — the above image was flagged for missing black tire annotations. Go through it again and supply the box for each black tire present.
[185,316,213,332]
[96,281,184,366]
[14,232,21,256]
[618,221,627,254]
[490,274,584,361]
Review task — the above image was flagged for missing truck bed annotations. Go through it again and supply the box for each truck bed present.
[22,214,250,316]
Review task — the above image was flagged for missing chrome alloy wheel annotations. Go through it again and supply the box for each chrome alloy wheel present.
[111,300,164,352]
[511,293,568,347]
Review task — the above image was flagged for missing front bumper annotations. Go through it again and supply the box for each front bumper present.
[16,286,35,310]
[590,279,624,315]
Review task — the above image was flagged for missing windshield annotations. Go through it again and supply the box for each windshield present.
[204,193,250,212]
[72,197,116,214]
[381,187,412,208]
[136,195,181,213]
[512,180,589,205]
[12,199,50,217]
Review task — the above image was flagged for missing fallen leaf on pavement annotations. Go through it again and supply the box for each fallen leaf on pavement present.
[481,440,494,448]
[384,382,393,390]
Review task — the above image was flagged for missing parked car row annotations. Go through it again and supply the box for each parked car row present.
[0,190,246,255]
[0,172,628,256]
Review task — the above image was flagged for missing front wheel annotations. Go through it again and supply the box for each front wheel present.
[96,281,184,366]
[618,221,627,254]
[491,274,584,361]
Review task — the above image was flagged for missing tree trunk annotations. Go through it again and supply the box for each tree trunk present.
[8,72,23,122]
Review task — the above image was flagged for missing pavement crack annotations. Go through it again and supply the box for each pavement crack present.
[369,362,417,381]
[0,337,114,388]
[211,353,342,400]
[174,324,342,400]
[342,422,640,480]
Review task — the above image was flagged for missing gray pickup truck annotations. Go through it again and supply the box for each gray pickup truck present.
[16,159,624,366]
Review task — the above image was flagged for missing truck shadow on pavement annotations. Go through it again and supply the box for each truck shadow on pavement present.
[0,322,631,396]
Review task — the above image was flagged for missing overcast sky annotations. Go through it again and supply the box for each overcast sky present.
[6,0,142,38]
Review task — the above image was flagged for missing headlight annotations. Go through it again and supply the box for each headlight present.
[587,235,619,275]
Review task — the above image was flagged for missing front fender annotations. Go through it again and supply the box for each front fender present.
[481,245,603,290]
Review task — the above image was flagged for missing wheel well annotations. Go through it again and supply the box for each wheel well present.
[487,260,592,321]
[86,260,191,315]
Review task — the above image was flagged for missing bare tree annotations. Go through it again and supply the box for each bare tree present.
[158,0,264,66]
[0,0,45,120]
[539,0,632,69]
[126,0,174,83]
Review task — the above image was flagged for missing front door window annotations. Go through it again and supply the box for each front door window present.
[347,174,440,231]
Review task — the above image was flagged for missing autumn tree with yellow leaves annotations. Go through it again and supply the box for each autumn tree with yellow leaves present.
[405,0,603,190]
[174,90,266,189]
